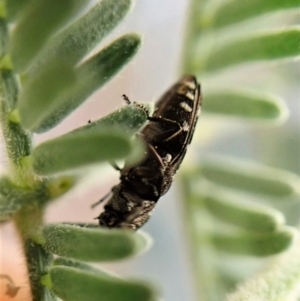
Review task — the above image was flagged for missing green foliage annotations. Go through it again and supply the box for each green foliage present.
[206,0,299,28]
[34,34,142,133]
[200,158,300,197]
[24,239,55,301]
[0,1,155,301]
[198,28,300,73]
[204,89,289,123]
[0,18,7,57]
[49,266,156,301]
[209,227,295,256]
[18,61,76,129]
[53,257,119,277]
[226,241,300,301]
[43,224,151,261]
[0,69,19,109]
[181,0,300,300]
[0,0,299,301]
[32,130,132,175]
[5,0,34,20]
[74,103,152,136]
[193,188,285,233]
[9,0,87,72]
[0,177,26,221]
[28,0,132,76]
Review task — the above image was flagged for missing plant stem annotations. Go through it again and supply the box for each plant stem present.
[24,239,55,301]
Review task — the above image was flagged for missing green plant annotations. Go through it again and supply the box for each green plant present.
[0,1,299,301]
[179,0,300,300]
[1,1,156,300]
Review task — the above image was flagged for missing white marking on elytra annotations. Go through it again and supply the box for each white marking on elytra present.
[182,80,196,90]
[186,91,195,101]
[182,120,190,131]
[164,153,172,163]
[180,101,193,112]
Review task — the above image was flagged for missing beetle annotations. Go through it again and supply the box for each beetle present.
[94,75,202,230]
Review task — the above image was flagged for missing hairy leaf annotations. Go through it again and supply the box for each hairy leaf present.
[74,103,151,135]
[208,0,299,28]
[50,266,156,301]
[210,226,296,256]
[9,0,87,72]
[226,240,300,301]
[0,194,20,221]
[24,239,55,301]
[204,89,289,123]
[32,130,132,175]
[43,224,151,261]
[1,69,19,109]
[28,0,133,75]
[33,34,141,133]
[201,28,300,72]
[46,176,77,200]
[5,0,33,20]
[0,18,7,57]
[54,258,117,279]
[0,177,25,221]
[200,158,300,197]
[1,102,32,164]
[17,61,76,130]
[193,185,285,233]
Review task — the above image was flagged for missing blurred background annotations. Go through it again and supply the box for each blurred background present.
[1,0,299,301]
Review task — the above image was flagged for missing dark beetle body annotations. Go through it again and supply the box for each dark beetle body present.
[96,75,202,230]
